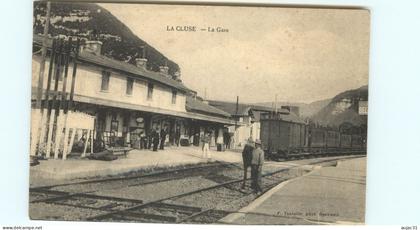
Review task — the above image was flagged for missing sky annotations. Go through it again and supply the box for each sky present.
[99,3,370,104]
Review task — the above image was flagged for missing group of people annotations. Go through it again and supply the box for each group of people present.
[242,138,265,194]
[137,128,264,194]
[137,126,176,151]
[200,130,234,159]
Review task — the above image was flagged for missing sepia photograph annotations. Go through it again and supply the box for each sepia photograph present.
[29,1,369,225]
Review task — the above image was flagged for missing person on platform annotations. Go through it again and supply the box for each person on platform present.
[230,134,235,149]
[241,137,255,189]
[175,127,181,147]
[201,132,211,161]
[147,129,153,149]
[142,132,148,149]
[223,132,230,150]
[139,131,146,149]
[251,139,264,194]
[152,128,160,151]
[159,126,167,150]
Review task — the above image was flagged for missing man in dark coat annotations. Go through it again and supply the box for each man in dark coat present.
[147,129,153,149]
[152,128,160,151]
[241,138,254,189]
[251,139,264,194]
[223,132,229,149]
[159,127,167,150]
[175,127,181,147]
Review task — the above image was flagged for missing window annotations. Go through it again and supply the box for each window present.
[126,78,133,95]
[101,70,110,91]
[110,113,118,133]
[147,83,154,100]
[172,90,177,104]
[110,120,119,133]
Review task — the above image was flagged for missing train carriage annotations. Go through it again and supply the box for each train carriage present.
[351,134,363,149]
[309,128,326,149]
[325,130,340,155]
[260,110,307,159]
[260,111,367,160]
[340,134,352,149]
[326,130,340,148]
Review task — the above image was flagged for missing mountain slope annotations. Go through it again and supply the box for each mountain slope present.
[311,85,368,127]
[33,2,180,75]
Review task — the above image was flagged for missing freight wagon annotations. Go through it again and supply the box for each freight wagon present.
[260,111,366,160]
[259,111,307,160]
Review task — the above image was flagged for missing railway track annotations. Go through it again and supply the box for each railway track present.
[30,161,243,198]
[84,168,291,222]
[30,154,364,223]
[31,161,240,191]
[270,149,366,161]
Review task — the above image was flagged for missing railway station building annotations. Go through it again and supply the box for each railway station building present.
[31,35,234,158]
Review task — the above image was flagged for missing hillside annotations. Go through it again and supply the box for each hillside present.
[33,2,180,76]
[311,85,368,127]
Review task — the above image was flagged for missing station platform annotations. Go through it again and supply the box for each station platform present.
[220,157,366,225]
[30,146,242,186]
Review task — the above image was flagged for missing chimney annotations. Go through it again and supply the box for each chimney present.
[173,71,181,81]
[280,106,291,115]
[135,58,148,69]
[159,65,169,75]
[279,105,299,116]
[80,40,102,55]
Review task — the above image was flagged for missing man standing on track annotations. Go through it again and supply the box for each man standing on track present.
[251,139,264,194]
[241,138,254,189]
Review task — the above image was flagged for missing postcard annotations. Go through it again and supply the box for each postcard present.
[29,1,369,224]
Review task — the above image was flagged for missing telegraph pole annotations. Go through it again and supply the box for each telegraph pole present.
[31,1,51,156]
[234,96,239,148]
[36,1,51,113]
[234,96,239,127]
[274,94,278,113]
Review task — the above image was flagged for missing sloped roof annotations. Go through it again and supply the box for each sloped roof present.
[207,101,252,116]
[186,97,231,118]
[79,51,190,92]
[208,100,288,116]
[33,34,191,93]
[31,87,235,125]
